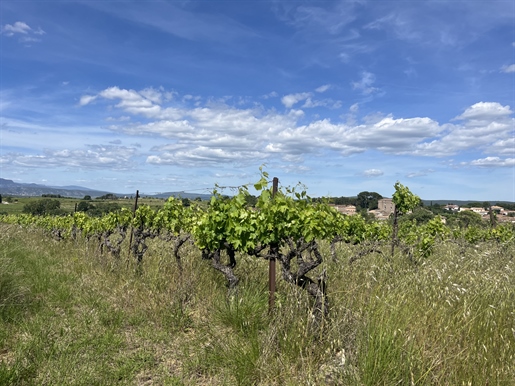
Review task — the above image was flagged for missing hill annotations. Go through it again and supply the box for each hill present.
[0,178,112,199]
[0,178,212,201]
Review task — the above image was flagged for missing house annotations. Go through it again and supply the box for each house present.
[443,204,460,212]
[491,205,504,213]
[329,204,357,215]
[460,207,488,216]
[368,209,390,220]
[377,198,395,216]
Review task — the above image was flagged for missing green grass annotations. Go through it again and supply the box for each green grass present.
[0,196,167,216]
[0,224,514,385]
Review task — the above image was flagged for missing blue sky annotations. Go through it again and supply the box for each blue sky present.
[1,0,514,201]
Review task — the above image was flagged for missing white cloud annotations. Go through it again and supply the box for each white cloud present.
[302,98,342,109]
[81,87,515,169]
[338,42,375,64]
[139,87,164,104]
[315,84,331,93]
[262,91,278,99]
[270,116,442,157]
[2,21,31,35]
[1,21,45,43]
[9,145,138,170]
[79,95,97,106]
[19,36,42,43]
[362,2,513,51]
[99,87,154,108]
[406,169,434,178]
[501,64,515,73]
[454,102,512,121]
[469,157,515,167]
[414,102,514,157]
[85,1,257,43]
[362,169,383,177]
[284,3,358,35]
[106,115,131,122]
[487,138,515,155]
[281,92,312,108]
[364,12,420,42]
[147,146,266,167]
[352,71,380,95]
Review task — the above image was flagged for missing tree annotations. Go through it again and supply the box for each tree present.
[87,202,121,217]
[401,207,434,225]
[356,191,383,211]
[244,194,258,207]
[447,210,484,229]
[427,203,446,215]
[23,198,63,216]
[391,182,421,257]
[77,201,93,212]
[97,193,117,200]
[498,202,515,211]
[464,202,484,208]
[331,196,356,206]
[83,195,92,200]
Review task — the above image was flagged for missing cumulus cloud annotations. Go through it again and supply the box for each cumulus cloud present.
[281,92,312,108]
[413,102,514,157]
[147,146,267,167]
[1,21,45,43]
[454,101,512,121]
[80,87,515,169]
[501,64,515,73]
[282,86,340,109]
[2,21,32,35]
[487,137,515,155]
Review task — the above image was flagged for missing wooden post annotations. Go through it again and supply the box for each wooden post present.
[269,177,278,313]
[127,190,139,259]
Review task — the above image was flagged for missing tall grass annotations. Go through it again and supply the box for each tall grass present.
[0,224,514,385]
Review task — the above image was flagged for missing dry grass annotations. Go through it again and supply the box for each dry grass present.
[1,224,514,385]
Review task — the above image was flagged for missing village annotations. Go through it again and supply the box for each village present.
[329,199,515,223]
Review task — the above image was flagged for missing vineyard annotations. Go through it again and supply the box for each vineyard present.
[1,173,515,385]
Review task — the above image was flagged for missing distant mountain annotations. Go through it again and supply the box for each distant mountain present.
[2,178,511,204]
[0,178,213,201]
[49,185,99,191]
[0,178,112,199]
